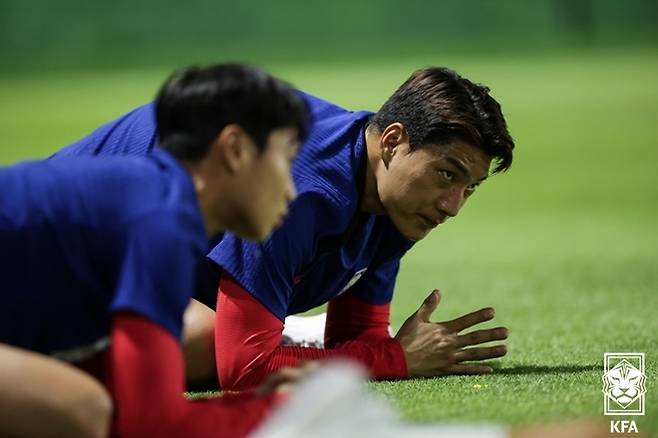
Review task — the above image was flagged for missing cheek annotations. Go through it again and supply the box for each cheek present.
[268,160,289,198]
[381,169,433,212]
[255,159,288,207]
[382,179,410,208]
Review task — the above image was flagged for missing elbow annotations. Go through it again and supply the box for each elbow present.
[218,351,272,392]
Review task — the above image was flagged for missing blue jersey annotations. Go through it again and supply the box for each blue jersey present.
[56,103,159,158]
[0,150,207,361]
[55,93,415,321]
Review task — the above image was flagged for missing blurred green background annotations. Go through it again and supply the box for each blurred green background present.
[1,0,657,72]
[1,0,657,432]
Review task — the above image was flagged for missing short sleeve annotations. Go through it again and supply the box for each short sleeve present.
[209,191,339,321]
[110,210,204,340]
[344,220,413,305]
[345,256,401,305]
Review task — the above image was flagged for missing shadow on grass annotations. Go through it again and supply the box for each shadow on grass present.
[492,364,603,375]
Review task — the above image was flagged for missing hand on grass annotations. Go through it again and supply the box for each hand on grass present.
[394,289,508,377]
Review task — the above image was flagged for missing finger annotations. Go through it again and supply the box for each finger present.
[441,307,495,332]
[455,327,509,348]
[443,363,494,375]
[454,345,508,362]
[415,289,441,323]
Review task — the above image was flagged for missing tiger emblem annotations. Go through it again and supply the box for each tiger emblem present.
[602,359,646,408]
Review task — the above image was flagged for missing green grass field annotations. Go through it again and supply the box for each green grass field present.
[1,47,656,432]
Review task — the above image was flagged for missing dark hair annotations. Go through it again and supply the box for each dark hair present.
[155,63,309,162]
[370,67,514,173]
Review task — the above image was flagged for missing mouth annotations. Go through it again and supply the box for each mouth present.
[418,214,443,229]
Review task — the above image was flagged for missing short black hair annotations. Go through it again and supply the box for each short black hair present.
[370,67,514,173]
[155,63,309,162]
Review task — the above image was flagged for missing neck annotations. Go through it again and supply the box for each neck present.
[360,126,386,215]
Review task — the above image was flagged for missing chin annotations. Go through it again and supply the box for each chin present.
[243,227,271,242]
[404,227,430,242]
[225,220,262,242]
[392,218,430,241]
[255,228,274,241]
[250,220,281,242]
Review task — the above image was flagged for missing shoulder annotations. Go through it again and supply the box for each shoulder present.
[54,102,158,158]
[285,189,354,236]
[48,152,197,225]
[116,150,200,225]
[298,91,372,139]
[293,92,372,211]
[298,91,351,119]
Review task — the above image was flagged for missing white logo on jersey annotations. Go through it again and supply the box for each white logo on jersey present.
[338,268,368,295]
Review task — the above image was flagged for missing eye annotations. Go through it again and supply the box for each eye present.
[465,182,481,196]
[436,170,455,181]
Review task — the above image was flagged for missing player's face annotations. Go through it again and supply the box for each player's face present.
[378,139,491,241]
[237,127,299,240]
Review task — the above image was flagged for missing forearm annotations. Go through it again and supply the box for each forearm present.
[108,312,278,438]
[220,337,408,391]
[271,340,408,379]
[325,293,393,347]
[216,276,408,391]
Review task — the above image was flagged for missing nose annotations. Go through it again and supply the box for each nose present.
[436,186,465,218]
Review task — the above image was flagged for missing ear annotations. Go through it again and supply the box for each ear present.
[208,124,255,174]
[379,122,408,168]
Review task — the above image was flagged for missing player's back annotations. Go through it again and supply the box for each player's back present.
[54,92,356,162]
[54,103,158,158]
[0,150,204,357]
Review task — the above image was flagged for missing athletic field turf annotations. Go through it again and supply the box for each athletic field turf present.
[1,47,656,432]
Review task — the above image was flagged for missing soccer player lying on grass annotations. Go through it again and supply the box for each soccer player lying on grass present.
[0,64,307,438]
[56,67,515,390]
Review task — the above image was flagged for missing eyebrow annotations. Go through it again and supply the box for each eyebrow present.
[445,157,488,182]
